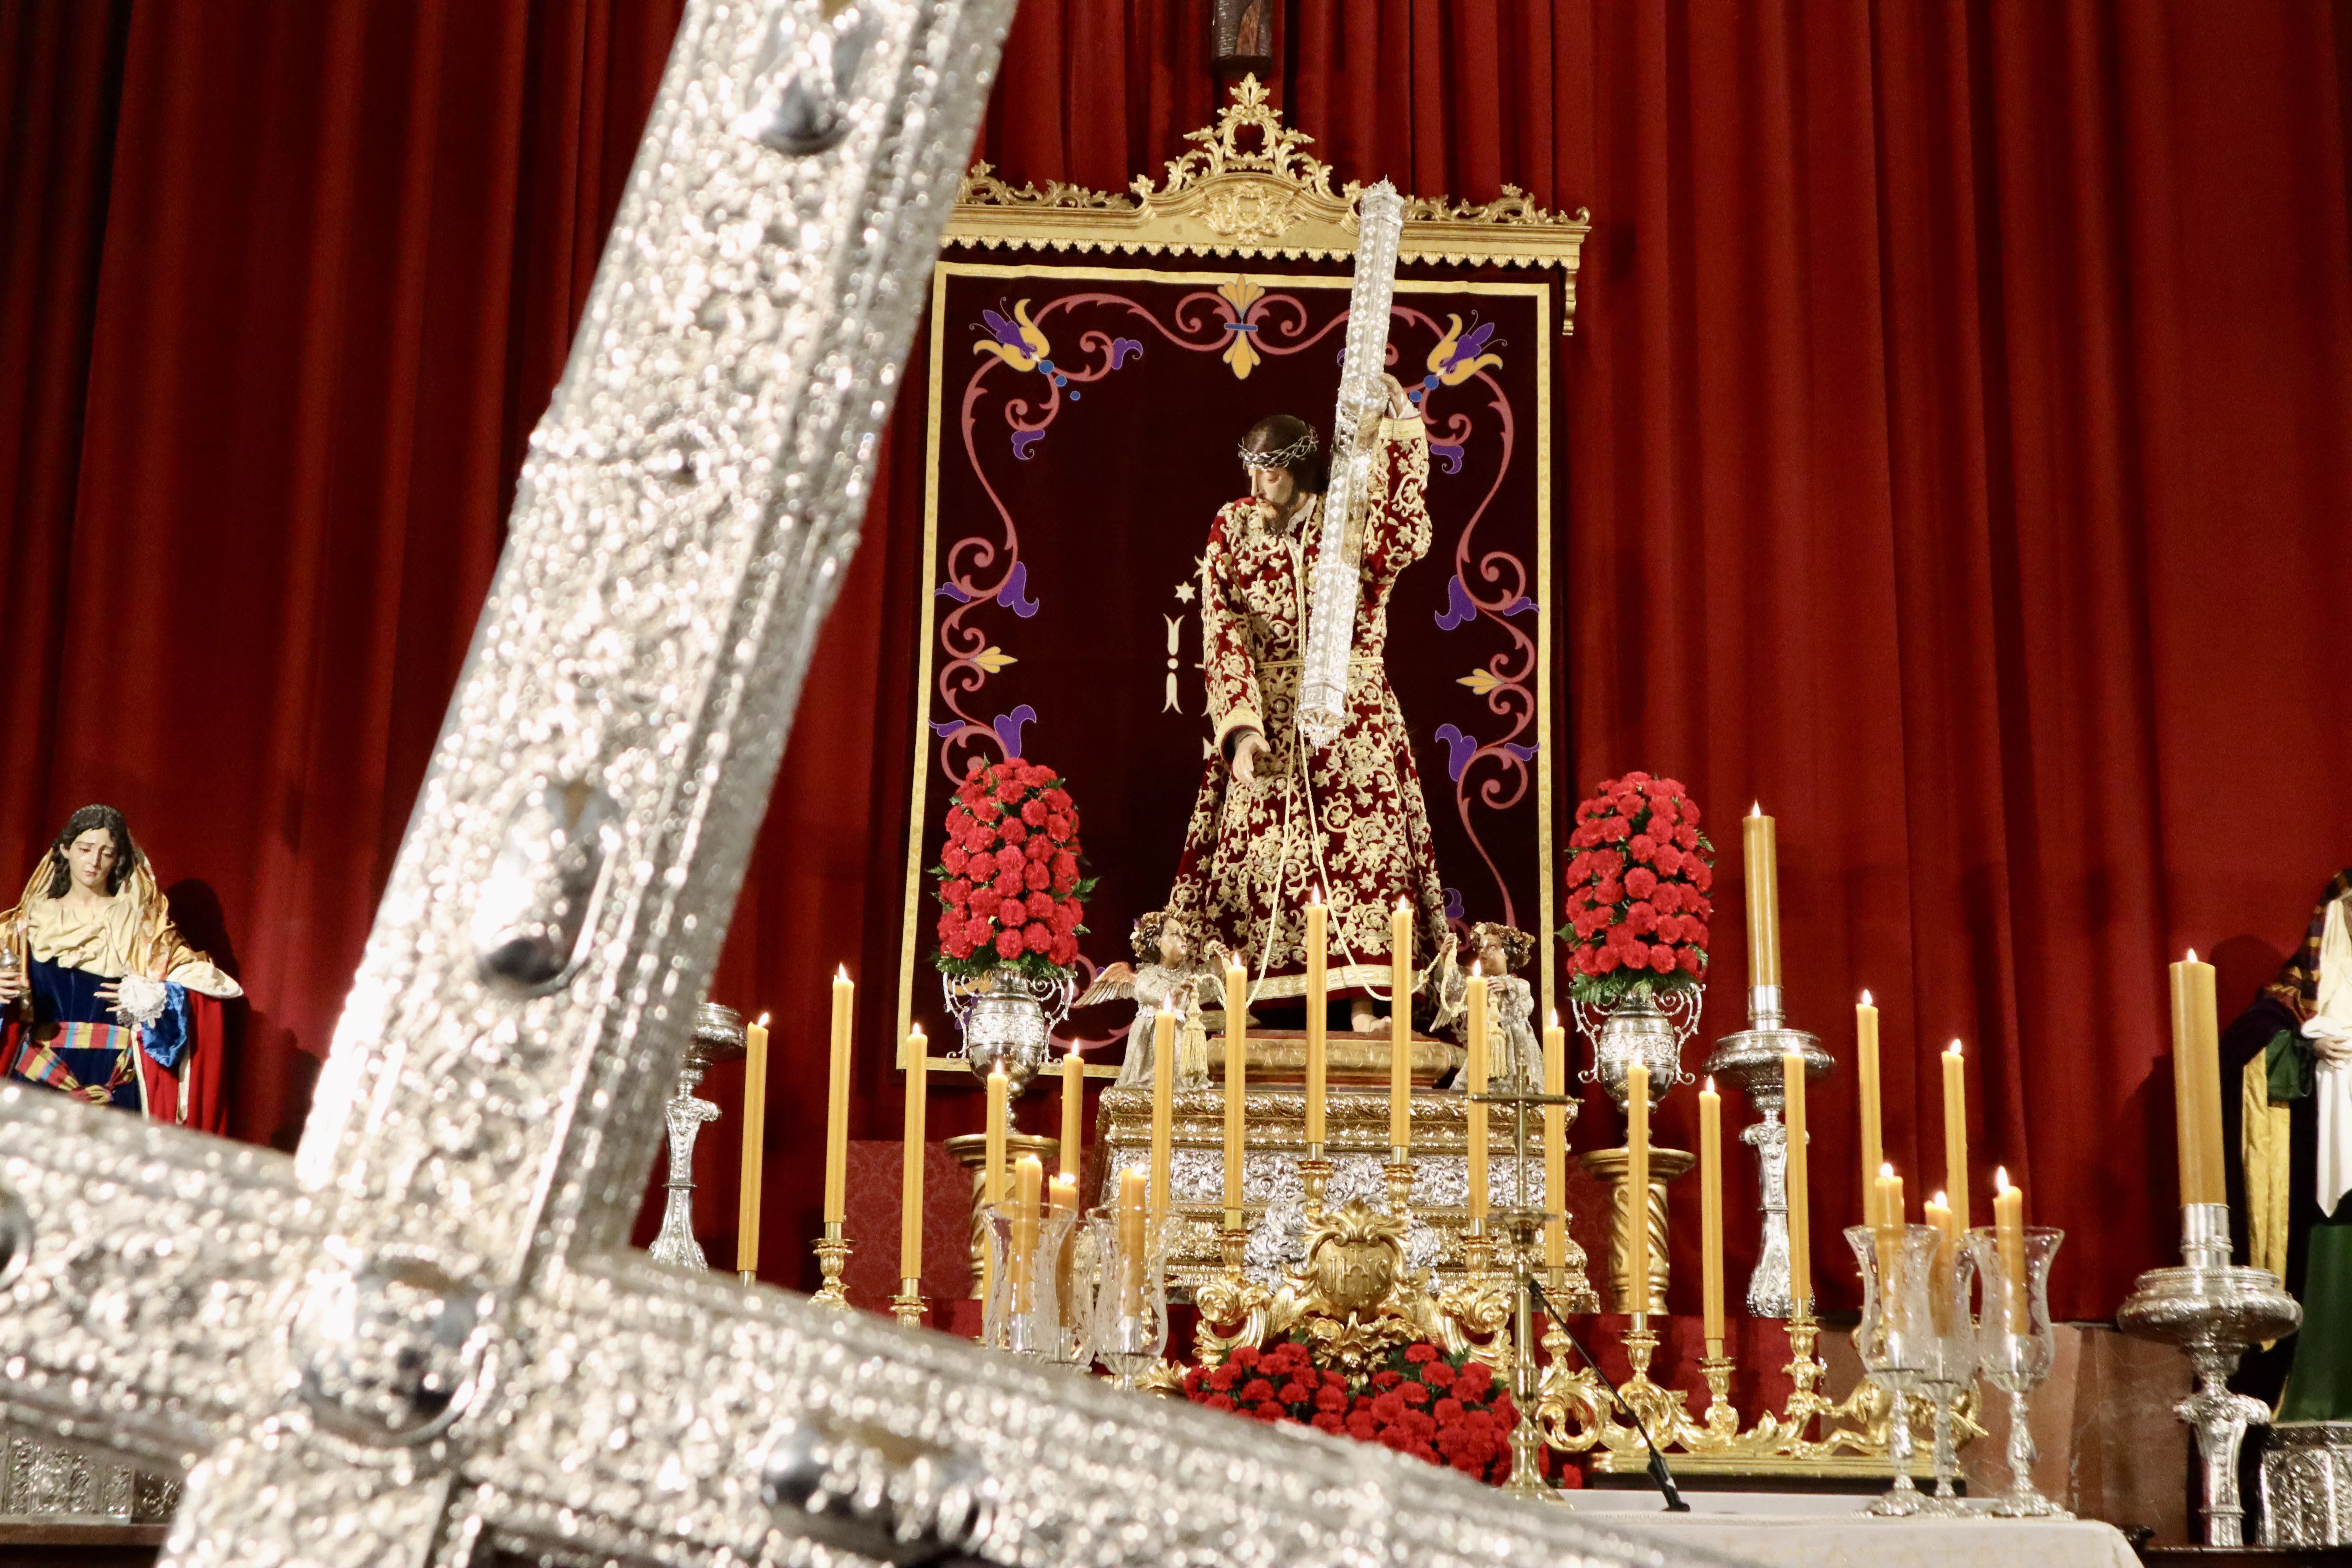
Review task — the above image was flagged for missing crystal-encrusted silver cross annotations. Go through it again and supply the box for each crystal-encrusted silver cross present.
[0,4,1730,1565]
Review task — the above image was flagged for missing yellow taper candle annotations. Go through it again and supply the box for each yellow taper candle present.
[1699,1074,1724,1349]
[1628,1059,1651,1322]
[2169,950,2227,1205]
[1994,1167,2028,1333]
[899,1025,926,1285]
[1874,1161,1904,1290]
[1305,891,1328,1146]
[1013,1153,1042,1313]
[1543,1011,1568,1273]
[1151,1007,1176,1219]
[1942,1040,1970,1234]
[1924,1189,1955,1331]
[1743,804,1782,992]
[738,1011,770,1279]
[1060,1042,1083,1185]
[1391,897,1413,1154]
[983,1063,1007,1311]
[1117,1165,1147,1312]
[1224,959,1247,1229]
[1857,992,1882,1227]
[1466,964,1488,1227]
[1782,1045,1811,1314]
[822,967,853,1223]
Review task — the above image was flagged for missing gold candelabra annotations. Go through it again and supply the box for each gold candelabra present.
[810,1220,853,1309]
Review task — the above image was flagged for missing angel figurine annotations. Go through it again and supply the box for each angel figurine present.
[1427,922,1541,1089]
[1079,908,1224,1089]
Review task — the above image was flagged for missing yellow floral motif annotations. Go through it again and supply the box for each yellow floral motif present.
[1217,276,1266,380]
[973,299,1051,373]
[972,646,1018,675]
[1457,668,1503,697]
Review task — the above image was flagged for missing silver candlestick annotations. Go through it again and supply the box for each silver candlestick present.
[1701,982,1829,1318]
[649,1002,750,1271]
[2116,1202,2302,1547]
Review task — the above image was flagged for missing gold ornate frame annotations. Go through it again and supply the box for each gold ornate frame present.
[944,76,1592,333]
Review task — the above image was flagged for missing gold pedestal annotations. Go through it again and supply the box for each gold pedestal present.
[1576,1144,1695,1314]
[890,1277,926,1328]
[942,1131,1058,1298]
[811,1221,852,1309]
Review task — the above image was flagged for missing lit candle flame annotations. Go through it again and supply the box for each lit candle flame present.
[1750,802,1763,817]
[1947,1038,1964,1058]
[1703,1074,1717,1094]
[1310,886,1325,907]
[836,964,849,981]
[1995,1165,2013,1193]
[910,1024,924,1042]
[1880,1161,1896,1179]
[1548,1008,1560,1030]
[1931,1189,1949,1207]
[2187,947,2199,963]
[1397,894,1410,912]
[758,1011,771,1027]
[1860,989,1873,1006]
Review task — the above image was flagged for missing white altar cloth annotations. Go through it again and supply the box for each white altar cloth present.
[1586,1507,2137,1568]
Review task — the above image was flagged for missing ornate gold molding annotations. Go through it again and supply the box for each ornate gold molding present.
[944,76,1592,333]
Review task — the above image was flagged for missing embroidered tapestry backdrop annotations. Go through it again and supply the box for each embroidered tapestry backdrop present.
[897,265,1552,1049]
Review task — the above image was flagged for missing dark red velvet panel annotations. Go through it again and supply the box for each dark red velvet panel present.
[7,2,2352,1323]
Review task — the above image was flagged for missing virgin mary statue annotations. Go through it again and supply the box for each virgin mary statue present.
[1166,375,1448,1029]
[0,804,241,1126]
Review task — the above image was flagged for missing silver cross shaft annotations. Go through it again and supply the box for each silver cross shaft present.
[1,2,1745,1564]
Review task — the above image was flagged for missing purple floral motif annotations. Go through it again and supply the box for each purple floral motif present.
[991,706,1038,758]
[1435,576,1480,631]
[994,561,1039,617]
[1432,724,1481,783]
[935,581,974,603]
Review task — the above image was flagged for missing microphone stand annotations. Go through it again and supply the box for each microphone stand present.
[1530,1274,1691,1512]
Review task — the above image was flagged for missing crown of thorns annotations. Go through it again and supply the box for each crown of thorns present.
[1238,425,1319,468]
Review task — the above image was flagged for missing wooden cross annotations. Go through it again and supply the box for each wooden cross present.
[0,4,1699,1564]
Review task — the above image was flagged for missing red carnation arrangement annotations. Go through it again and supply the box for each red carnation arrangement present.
[1560,770,1715,1007]
[1180,1339,1563,1488]
[931,756,1095,984]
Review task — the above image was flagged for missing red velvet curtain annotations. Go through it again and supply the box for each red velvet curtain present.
[7,1,2352,1319]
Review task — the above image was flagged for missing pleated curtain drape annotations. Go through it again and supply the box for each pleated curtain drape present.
[5,0,2350,1316]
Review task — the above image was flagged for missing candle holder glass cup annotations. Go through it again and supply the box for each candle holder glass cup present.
[1965,1226,2070,1519]
[1847,1223,1945,1518]
[980,1202,1079,1358]
[1085,1209,1170,1391]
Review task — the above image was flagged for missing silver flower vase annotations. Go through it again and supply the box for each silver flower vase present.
[944,964,1074,1091]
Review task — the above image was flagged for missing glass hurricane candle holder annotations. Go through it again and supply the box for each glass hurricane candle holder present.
[981,1202,1078,1358]
[1967,1226,2071,1518]
[1848,1223,1944,1517]
[1086,1209,1169,1390]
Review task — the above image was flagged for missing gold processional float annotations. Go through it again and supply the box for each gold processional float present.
[653,79,2137,1505]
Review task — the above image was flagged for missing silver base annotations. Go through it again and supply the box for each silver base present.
[2,1432,180,1523]
[1704,996,1829,1319]
[2116,1203,2303,1548]
[649,1003,748,1271]
[2261,1421,2352,1547]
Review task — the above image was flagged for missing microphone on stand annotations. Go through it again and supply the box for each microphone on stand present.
[1526,1275,1691,1513]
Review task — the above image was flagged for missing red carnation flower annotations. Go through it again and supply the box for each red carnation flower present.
[1623,902,1657,936]
[1021,798,1048,827]
[1315,1386,1346,1413]
[940,843,968,875]
[1047,813,1074,842]
[1455,1362,1492,1396]
[1043,787,1071,812]
[1401,1382,1430,1407]
[1650,944,1677,974]
[1252,1402,1283,1423]
[1278,1381,1307,1403]
[1686,920,1710,947]
[1679,796,1700,825]
[1000,818,1028,846]
[1596,948,1621,973]
[1024,862,1051,892]
[1345,1410,1377,1439]
[988,869,1020,900]
[1048,933,1078,965]
[1024,891,1054,920]
[1421,1360,1455,1389]
[1025,835,1053,863]
[1676,824,1699,850]
[996,897,1026,926]
[994,929,1024,960]
[1311,1412,1343,1434]
[1404,1343,1436,1365]
[1241,1377,1274,1402]
[1679,947,1702,975]
[1691,861,1714,891]
[1206,1394,1235,1412]
[995,846,1025,878]
[1049,902,1080,935]
[1024,921,1052,954]
[995,777,1025,803]
[1594,877,1623,905]
[942,878,973,907]
[1628,833,1657,862]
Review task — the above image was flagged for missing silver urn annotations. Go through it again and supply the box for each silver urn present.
[1577,986,1700,1113]
[944,965,1073,1092]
